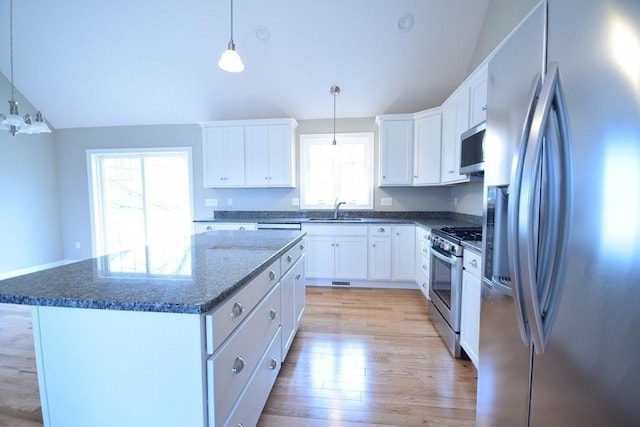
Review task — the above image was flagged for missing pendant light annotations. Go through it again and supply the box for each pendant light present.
[1,0,51,136]
[330,85,340,145]
[218,0,244,73]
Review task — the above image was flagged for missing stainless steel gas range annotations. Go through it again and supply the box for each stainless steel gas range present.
[428,226,482,358]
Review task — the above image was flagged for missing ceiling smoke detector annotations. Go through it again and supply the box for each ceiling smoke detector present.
[398,13,414,33]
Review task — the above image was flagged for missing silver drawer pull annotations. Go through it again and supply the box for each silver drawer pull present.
[269,358,278,370]
[295,274,301,280]
[231,356,245,375]
[268,270,276,280]
[471,259,478,268]
[299,244,304,250]
[287,255,292,263]
[269,309,277,320]
[378,227,385,232]
[231,302,244,318]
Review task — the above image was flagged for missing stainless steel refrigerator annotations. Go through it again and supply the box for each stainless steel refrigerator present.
[478,0,640,425]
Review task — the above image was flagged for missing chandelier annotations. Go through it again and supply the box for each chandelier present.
[1,0,51,136]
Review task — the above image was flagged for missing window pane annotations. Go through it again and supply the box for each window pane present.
[300,133,373,209]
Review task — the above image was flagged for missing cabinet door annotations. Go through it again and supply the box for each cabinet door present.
[391,225,416,281]
[461,269,481,368]
[440,93,470,184]
[266,124,293,186]
[244,126,271,186]
[469,64,488,128]
[281,266,296,358]
[368,236,392,280]
[203,126,245,187]
[413,113,442,185]
[293,258,305,325]
[334,236,368,279]
[379,119,414,186]
[304,236,335,278]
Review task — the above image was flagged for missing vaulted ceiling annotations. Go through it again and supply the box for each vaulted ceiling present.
[0,0,491,129]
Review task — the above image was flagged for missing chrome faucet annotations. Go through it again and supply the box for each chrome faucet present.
[333,201,346,219]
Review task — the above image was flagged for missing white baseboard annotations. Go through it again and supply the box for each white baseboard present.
[0,259,79,280]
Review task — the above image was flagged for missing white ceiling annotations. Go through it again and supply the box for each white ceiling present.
[0,0,491,130]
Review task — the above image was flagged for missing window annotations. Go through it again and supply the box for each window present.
[88,149,193,275]
[300,132,374,209]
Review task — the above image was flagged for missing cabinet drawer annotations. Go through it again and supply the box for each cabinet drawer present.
[463,250,482,280]
[302,224,367,236]
[208,282,281,426]
[280,239,306,275]
[205,264,280,354]
[223,328,282,427]
[368,225,392,236]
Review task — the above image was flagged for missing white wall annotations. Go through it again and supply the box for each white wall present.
[0,75,63,273]
[467,0,540,73]
[450,180,484,216]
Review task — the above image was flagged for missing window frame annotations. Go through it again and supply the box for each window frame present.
[299,132,374,210]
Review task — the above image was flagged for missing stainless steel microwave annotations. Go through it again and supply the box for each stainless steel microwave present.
[459,121,485,175]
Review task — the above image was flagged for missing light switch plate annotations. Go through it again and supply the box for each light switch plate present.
[227,198,233,206]
[291,197,300,206]
[381,197,393,206]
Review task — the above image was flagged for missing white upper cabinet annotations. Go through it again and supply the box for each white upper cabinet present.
[245,124,295,187]
[203,126,245,187]
[468,63,488,128]
[440,87,470,184]
[413,109,442,186]
[201,119,297,188]
[376,115,414,186]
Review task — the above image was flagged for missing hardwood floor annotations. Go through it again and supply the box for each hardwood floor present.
[258,287,477,426]
[0,287,476,427]
[0,305,42,427]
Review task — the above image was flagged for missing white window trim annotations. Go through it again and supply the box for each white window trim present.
[299,132,374,210]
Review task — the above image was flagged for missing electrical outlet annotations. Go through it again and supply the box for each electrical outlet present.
[205,198,218,207]
[291,197,300,206]
[453,197,459,207]
[227,198,233,206]
[75,241,81,249]
[381,197,393,206]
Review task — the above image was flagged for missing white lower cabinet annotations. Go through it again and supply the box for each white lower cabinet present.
[461,249,482,368]
[303,225,368,280]
[281,248,306,360]
[391,225,416,281]
[193,222,257,233]
[304,224,416,285]
[415,226,431,298]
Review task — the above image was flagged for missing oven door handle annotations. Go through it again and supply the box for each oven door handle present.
[430,247,456,265]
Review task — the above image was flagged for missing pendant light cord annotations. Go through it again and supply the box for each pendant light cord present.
[230,0,234,43]
[9,0,15,101]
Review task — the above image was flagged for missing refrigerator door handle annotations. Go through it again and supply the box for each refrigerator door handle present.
[519,62,573,354]
[507,73,542,346]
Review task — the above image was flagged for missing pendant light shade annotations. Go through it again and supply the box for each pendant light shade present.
[219,0,244,73]
[218,42,244,73]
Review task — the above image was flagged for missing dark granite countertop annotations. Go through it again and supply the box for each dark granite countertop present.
[0,230,305,314]
[194,210,482,228]
[462,240,483,254]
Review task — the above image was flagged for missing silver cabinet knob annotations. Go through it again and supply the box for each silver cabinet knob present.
[471,259,478,268]
[206,226,212,231]
[299,244,304,250]
[295,274,301,280]
[269,358,278,370]
[372,243,376,247]
[378,227,385,232]
[482,105,488,111]
[269,309,277,320]
[231,302,244,318]
[239,226,245,231]
[268,270,276,280]
[287,255,292,263]
[231,356,245,375]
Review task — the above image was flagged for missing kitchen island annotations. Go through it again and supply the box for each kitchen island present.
[0,230,306,427]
